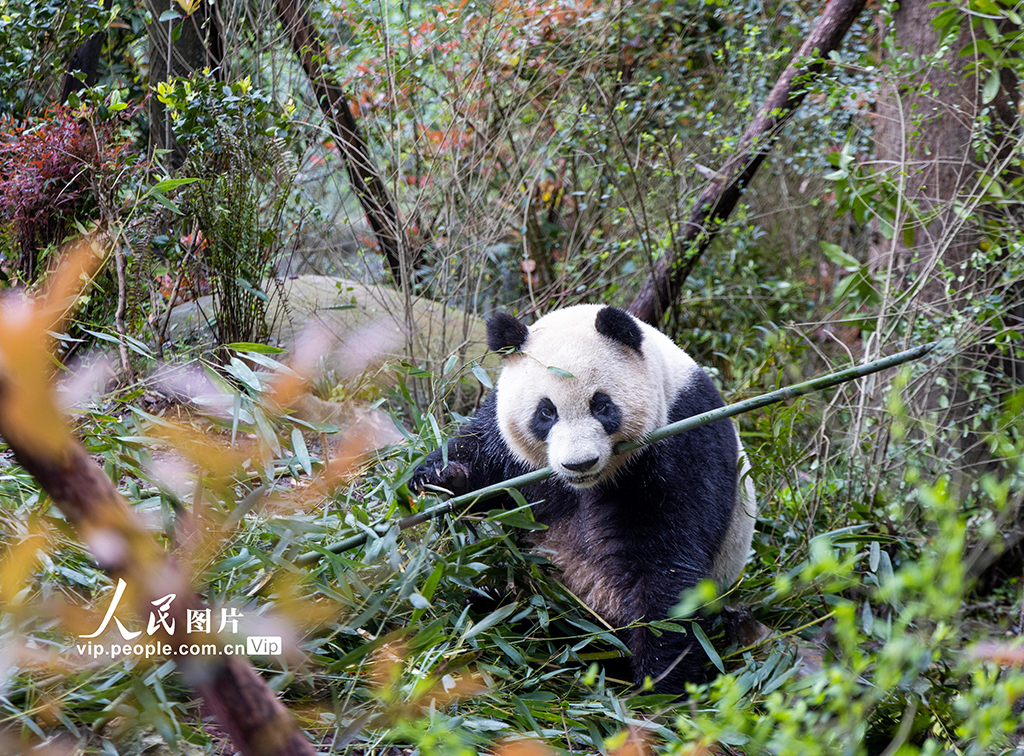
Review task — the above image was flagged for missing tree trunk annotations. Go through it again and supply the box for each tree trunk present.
[871,1,1020,302]
[273,0,418,289]
[870,4,978,301]
[59,0,113,103]
[146,0,223,171]
[867,0,1022,483]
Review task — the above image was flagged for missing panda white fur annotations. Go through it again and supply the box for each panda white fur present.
[411,304,756,692]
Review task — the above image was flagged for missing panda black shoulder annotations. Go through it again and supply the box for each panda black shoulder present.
[661,369,739,491]
[670,368,727,420]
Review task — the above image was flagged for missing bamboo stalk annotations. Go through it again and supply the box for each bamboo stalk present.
[294,340,940,566]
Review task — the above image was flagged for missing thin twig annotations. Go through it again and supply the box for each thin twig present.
[155,221,199,359]
[112,236,132,379]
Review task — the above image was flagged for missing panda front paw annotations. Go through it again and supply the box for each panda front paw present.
[410,458,472,497]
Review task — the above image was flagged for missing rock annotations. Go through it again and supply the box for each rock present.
[167,275,492,379]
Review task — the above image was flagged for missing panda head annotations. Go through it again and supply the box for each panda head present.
[489,304,681,488]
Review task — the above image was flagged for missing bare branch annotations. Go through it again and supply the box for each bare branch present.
[628,0,869,324]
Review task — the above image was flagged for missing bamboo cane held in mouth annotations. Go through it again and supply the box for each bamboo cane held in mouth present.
[295,340,941,567]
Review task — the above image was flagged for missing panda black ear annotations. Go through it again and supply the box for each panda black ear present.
[487,312,529,353]
[595,306,643,353]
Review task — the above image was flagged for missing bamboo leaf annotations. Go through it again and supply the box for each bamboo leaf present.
[471,362,493,389]
[547,366,575,379]
[290,428,312,476]
[692,623,724,673]
[226,342,286,354]
[151,177,197,192]
[462,603,518,641]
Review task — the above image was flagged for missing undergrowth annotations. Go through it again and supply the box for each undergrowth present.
[2,340,1024,755]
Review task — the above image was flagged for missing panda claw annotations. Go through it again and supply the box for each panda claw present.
[410,460,471,497]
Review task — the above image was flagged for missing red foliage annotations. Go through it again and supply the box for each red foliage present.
[0,105,136,280]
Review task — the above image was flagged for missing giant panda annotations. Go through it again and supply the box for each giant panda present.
[410,304,756,693]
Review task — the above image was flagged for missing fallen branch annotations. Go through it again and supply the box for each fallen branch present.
[628,0,869,325]
[295,340,940,566]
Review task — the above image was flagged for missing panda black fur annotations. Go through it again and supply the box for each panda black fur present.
[411,304,756,693]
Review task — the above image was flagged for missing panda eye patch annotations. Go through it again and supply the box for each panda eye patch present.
[590,392,621,435]
[530,398,558,441]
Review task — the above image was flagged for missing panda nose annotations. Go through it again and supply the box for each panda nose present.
[564,457,599,472]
